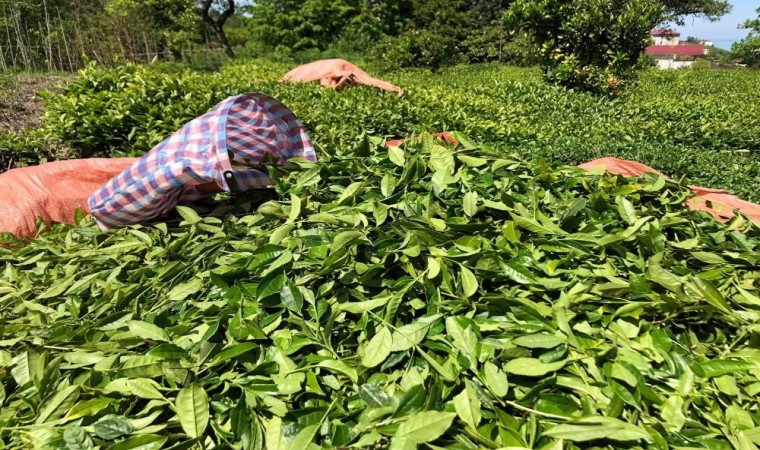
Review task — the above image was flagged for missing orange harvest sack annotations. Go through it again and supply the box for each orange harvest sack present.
[281,59,404,95]
[579,157,760,224]
[0,158,138,238]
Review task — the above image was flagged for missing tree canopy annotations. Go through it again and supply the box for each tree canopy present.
[732,7,760,67]
[0,0,740,74]
[504,0,733,94]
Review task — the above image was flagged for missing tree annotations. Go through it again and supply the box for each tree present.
[247,0,411,52]
[732,7,760,67]
[506,0,732,94]
[661,0,730,24]
[107,0,238,56]
[200,0,236,57]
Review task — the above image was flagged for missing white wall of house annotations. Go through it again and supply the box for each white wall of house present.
[653,35,679,46]
[655,59,694,69]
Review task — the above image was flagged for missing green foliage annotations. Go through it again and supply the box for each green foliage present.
[505,0,664,95]
[732,7,760,68]
[39,61,760,201]
[2,136,760,448]
[0,0,209,71]
[372,29,466,71]
[690,59,712,70]
[0,73,14,107]
[505,0,733,94]
[375,0,523,69]
[246,0,410,52]
[245,0,520,70]
[660,0,732,24]
[105,0,199,50]
[0,130,71,170]
[41,63,233,156]
[462,28,537,65]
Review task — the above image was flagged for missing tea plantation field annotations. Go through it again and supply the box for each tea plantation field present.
[28,60,760,201]
[1,62,760,449]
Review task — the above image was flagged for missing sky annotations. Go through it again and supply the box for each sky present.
[671,0,759,49]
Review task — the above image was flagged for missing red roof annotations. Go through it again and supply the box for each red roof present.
[645,44,706,56]
[651,29,680,37]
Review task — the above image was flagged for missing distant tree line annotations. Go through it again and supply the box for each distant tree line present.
[2,0,756,90]
[245,0,531,69]
[0,0,245,71]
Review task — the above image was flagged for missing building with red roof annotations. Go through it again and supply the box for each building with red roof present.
[646,29,708,69]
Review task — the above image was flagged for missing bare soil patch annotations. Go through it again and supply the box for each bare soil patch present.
[0,74,70,132]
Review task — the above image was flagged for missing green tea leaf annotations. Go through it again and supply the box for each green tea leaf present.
[512,333,566,349]
[281,281,303,313]
[616,196,638,225]
[381,173,397,197]
[94,416,135,440]
[360,384,391,408]
[175,206,201,224]
[463,192,478,217]
[545,417,650,442]
[318,359,358,384]
[505,358,566,377]
[175,383,209,438]
[167,278,202,302]
[290,424,319,450]
[660,396,686,433]
[265,417,289,450]
[693,360,757,378]
[64,398,113,422]
[63,426,94,450]
[394,411,456,443]
[395,385,426,417]
[127,320,169,342]
[362,326,392,368]
[453,382,481,429]
[388,146,405,167]
[36,385,80,424]
[109,434,167,450]
[287,193,302,224]
[483,362,509,398]
[460,265,478,298]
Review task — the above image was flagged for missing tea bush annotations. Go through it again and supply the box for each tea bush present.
[40,64,232,156]
[0,129,72,170]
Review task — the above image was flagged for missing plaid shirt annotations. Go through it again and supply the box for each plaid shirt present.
[88,93,316,229]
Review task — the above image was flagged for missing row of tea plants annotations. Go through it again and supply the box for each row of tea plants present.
[29,59,760,201]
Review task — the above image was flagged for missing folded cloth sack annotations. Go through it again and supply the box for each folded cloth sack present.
[88,92,316,230]
[281,59,404,96]
[579,157,760,224]
[685,186,760,224]
[0,158,139,238]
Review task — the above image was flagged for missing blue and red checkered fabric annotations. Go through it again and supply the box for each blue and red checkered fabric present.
[88,93,316,229]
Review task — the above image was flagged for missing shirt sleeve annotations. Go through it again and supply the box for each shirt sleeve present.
[88,160,209,230]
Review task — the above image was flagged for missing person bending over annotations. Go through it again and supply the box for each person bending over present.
[88,93,315,229]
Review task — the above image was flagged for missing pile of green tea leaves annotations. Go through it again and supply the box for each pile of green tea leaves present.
[1,135,760,450]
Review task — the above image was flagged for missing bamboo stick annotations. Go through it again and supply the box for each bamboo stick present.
[3,6,17,68]
[58,10,74,71]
